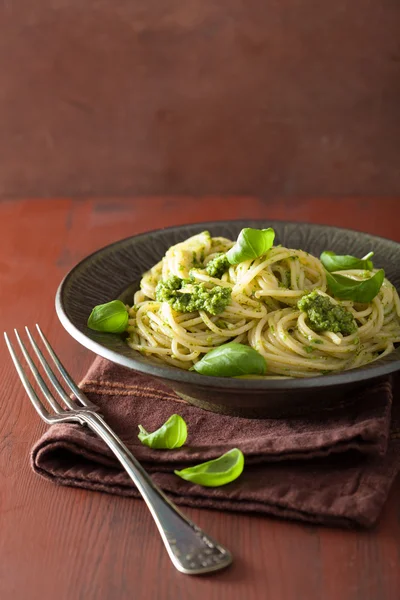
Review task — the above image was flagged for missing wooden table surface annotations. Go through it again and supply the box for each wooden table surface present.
[1,197,400,600]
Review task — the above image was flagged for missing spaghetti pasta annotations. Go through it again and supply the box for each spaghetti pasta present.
[126,231,400,378]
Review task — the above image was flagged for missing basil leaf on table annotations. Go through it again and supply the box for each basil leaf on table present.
[326,269,385,303]
[226,227,275,265]
[320,251,374,272]
[192,342,267,377]
[87,300,129,333]
[174,448,245,487]
[138,414,188,449]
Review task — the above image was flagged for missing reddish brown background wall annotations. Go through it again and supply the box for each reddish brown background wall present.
[1,1,399,198]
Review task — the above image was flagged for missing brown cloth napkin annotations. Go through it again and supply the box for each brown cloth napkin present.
[32,358,400,528]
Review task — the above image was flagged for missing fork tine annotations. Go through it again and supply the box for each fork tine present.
[13,329,65,415]
[35,324,98,410]
[25,326,78,411]
[4,332,51,423]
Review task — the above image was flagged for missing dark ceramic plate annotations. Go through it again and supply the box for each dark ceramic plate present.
[56,220,400,418]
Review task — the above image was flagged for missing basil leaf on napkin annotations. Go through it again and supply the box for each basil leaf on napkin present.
[320,251,374,272]
[326,269,385,303]
[87,300,129,333]
[192,342,267,377]
[138,414,188,449]
[226,227,275,265]
[174,448,244,487]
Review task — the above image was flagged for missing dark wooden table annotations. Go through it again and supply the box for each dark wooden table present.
[1,198,399,600]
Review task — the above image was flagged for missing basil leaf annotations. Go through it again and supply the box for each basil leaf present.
[226,227,275,265]
[326,269,385,303]
[138,414,188,449]
[174,448,244,487]
[320,251,374,272]
[192,342,267,377]
[87,300,129,333]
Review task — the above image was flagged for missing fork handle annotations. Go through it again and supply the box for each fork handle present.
[79,411,232,575]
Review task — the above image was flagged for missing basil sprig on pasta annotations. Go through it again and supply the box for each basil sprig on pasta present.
[87,300,129,333]
[174,448,244,487]
[320,251,374,272]
[226,227,275,265]
[326,269,385,303]
[110,227,400,378]
[192,342,267,377]
[138,414,187,449]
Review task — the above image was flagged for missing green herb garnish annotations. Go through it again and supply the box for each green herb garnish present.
[192,342,267,377]
[87,300,128,333]
[226,228,275,265]
[326,269,385,303]
[138,414,188,449]
[320,251,374,272]
[174,448,244,487]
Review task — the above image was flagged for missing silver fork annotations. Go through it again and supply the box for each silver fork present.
[4,325,232,575]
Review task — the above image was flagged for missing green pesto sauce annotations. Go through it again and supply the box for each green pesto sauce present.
[205,253,230,278]
[297,290,357,336]
[191,250,204,269]
[155,275,231,316]
[216,319,228,329]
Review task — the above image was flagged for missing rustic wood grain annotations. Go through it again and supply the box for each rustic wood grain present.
[1,198,400,600]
